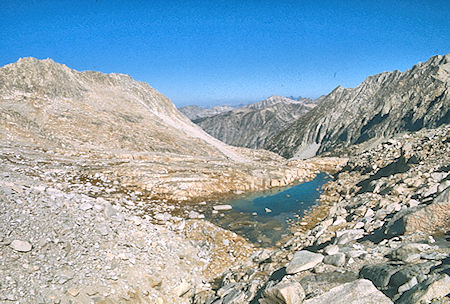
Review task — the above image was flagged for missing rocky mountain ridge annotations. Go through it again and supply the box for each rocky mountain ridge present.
[265,54,450,159]
[192,95,318,149]
[0,57,242,160]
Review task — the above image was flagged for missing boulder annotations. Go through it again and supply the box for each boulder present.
[385,187,450,236]
[323,253,346,267]
[397,276,418,293]
[389,262,435,293]
[402,187,449,234]
[303,279,393,304]
[390,243,431,262]
[260,280,305,304]
[10,240,32,252]
[359,263,401,289]
[213,205,233,211]
[285,250,324,274]
[397,274,450,304]
[323,244,339,256]
[335,229,365,245]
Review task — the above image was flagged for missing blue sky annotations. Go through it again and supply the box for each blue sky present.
[1,1,449,106]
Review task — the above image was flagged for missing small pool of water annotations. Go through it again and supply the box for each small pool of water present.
[206,173,331,247]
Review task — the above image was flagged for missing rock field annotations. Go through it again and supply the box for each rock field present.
[196,126,449,304]
[0,141,262,303]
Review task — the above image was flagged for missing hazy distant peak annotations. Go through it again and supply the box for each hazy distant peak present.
[245,95,297,110]
[178,104,235,120]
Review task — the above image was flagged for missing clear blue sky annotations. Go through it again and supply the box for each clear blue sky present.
[1,1,449,106]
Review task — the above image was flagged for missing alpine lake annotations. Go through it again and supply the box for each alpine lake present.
[206,173,331,247]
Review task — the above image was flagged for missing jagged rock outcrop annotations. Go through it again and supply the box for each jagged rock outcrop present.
[193,95,317,149]
[265,54,450,158]
[178,104,235,120]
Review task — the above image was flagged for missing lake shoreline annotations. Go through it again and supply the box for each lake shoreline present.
[204,172,334,247]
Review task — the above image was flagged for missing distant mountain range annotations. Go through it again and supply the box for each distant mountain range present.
[180,54,449,159]
[184,95,322,149]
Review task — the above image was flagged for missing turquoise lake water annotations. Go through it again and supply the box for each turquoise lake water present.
[207,173,331,247]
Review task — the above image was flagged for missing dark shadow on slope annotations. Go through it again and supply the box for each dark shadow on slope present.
[356,153,410,194]
[436,109,450,126]
[401,110,424,132]
[355,112,389,144]
[249,267,287,304]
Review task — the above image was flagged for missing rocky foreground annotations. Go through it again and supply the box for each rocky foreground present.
[0,138,266,303]
[1,126,447,304]
[195,125,449,304]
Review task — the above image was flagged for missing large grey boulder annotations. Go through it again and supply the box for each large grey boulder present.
[359,263,402,289]
[323,253,346,267]
[389,262,435,294]
[285,250,324,274]
[401,187,449,235]
[303,279,393,304]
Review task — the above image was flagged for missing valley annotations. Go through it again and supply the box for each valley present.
[184,96,320,149]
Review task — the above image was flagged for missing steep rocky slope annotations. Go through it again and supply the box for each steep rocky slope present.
[178,104,235,120]
[193,95,317,149]
[266,54,450,159]
[0,57,245,161]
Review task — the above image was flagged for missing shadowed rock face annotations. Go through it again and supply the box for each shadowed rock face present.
[192,95,319,149]
[265,54,450,159]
